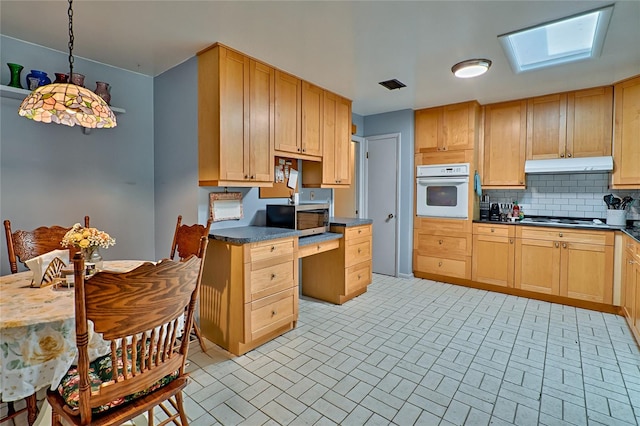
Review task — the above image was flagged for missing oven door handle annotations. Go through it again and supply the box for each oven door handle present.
[416,178,469,185]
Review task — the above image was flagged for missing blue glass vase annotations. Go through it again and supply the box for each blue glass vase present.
[25,70,51,89]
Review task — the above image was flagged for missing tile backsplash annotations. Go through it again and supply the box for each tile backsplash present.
[485,173,640,220]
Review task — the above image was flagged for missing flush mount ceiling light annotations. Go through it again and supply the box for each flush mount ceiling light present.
[498,4,614,73]
[451,59,492,78]
[18,0,117,129]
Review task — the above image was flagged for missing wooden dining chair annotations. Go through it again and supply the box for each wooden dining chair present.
[169,215,212,352]
[1,216,90,425]
[3,216,90,274]
[46,236,208,426]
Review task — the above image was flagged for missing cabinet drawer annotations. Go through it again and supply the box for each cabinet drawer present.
[249,288,296,342]
[415,234,471,257]
[344,225,372,241]
[250,238,295,263]
[346,261,372,295]
[298,238,340,258]
[414,217,471,234]
[414,254,470,279]
[517,226,612,245]
[473,223,515,238]
[250,260,294,301]
[345,237,372,268]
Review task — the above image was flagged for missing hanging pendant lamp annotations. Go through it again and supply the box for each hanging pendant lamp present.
[18,0,117,129]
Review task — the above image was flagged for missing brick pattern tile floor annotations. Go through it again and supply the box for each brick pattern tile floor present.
[5,274,640,425]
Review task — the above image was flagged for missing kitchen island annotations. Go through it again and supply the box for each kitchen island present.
[200,217,372,355]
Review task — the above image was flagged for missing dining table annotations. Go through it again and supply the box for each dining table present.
[0,260,146,405]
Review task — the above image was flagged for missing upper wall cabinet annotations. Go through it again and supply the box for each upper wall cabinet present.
[483,100,527,188]
[198,44,274,187]
[526,86,612,160]
[302,91,352,187]
[612,75,640,188]
[415,101,479,154]
[273,73,323,160]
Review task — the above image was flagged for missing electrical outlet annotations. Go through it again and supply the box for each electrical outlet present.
[310,191,315,200]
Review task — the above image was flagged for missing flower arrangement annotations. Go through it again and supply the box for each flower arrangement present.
[61,223,116,250]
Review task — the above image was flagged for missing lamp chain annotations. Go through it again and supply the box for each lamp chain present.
[68,0,74,78]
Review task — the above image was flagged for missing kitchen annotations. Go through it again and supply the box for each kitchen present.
[2,1,640,425]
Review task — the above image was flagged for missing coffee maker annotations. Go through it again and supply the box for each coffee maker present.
[489,203,501,221]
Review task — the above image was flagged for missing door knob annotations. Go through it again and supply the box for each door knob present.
[387,214,394,219]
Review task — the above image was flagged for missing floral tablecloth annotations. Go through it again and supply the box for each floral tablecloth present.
[0,260,145,402]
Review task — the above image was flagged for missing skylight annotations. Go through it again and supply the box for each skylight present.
[498,4,614,73]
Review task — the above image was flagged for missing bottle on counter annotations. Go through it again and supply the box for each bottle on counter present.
[512,201,520,219]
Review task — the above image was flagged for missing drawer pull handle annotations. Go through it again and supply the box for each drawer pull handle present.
[438,261,442,267]
[438,239,443,244]
[562,243,567,249]
[559,233,563,237]
[271,246,276,252]
[271,273,276,280]
[491,228,495,233]
[555,242,559,248]
[272,310,277,316]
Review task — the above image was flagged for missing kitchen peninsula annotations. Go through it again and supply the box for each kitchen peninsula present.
[200,218,372,356]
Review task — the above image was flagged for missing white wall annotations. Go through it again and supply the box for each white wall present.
[0,36,155,274]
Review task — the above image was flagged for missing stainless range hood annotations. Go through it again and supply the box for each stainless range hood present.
[524,156,613,174]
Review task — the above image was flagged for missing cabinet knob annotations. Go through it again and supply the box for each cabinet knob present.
[520,181,524,185]
[443,147,447,151]
[272,310,277,316]
[630,260,637,265]
[297,148,301,152]
[271,273,276,280]
[244,175,249,179]
[302,148,306,152]
[317,245,321,250]
[509,239,513,244]
[271,246,276,252]
[555,242,559,248]
[358,248,361,254]
[560,153,565,158]
[567,153,572,158]
[358,274,361,280]
[358,229,362,234]
[438,239,443,244]
[559,233,563,237]
[438,261,443,267]
[251,175,255,179]
[490,228,495,233]
[562,243,567,249]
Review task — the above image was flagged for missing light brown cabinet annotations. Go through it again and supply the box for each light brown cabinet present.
[413,218,472,280]
[273,73,323,159]
[621,234,640,342]
[198,44,274,186]
[301,224,372,304]
[472,224,515,287]
[200,237,298,356]
[514,227,614,304]
[482,100,527,188]
[612,75,640,188]
[526,87,612,160]
[303,91,352,187]
[415,101,479,153]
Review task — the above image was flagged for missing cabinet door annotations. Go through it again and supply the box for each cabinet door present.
[613,76,640,187]
[322,91,338,185]
[560,241,613,304]
[415,107,442,153]
[443,102,475,151]
[483,100,527,187]
[301,81,323,157]
[623,247,636,319]
[219,47,249,181]
[566,86,613,158]
[634,263,640,333]
[274,70,301,155]
[515,238,560,294]
[472,234,515,287]
[248,60,274,182]
[334,95,351,185]
[526,93,567,160]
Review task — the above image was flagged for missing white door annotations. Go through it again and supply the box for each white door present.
[365,133,399,276]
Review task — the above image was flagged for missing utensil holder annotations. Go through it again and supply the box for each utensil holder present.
[606,209,626,226]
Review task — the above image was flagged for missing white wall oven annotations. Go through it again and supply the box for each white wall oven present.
[416,163,469,219]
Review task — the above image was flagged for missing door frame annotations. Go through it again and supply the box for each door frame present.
[363,132,401,277]
[352,135,366,218]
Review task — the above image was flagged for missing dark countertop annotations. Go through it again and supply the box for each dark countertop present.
[623,228,640,243]
[299,232,343,247]
[473,219,618,231]
[209,226,301,244]
[330,217,373,227]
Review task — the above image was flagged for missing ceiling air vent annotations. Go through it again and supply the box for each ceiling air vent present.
[379,79,406,90]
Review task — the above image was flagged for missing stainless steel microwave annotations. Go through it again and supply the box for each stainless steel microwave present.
[266,203,330,236]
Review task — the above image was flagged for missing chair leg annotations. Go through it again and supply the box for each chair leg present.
[148,407,154,426]
[52,410,63,426]
[192,322,207,353]
[26,394,38,426]
[175,393,189,426]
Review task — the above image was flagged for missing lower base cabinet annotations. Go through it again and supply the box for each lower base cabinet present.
[200,237,298,356]
[622,235,640,341]
[413,218,472,280]
[301,224,372,304]
[472,224,515,287]
[515,227,614,304]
